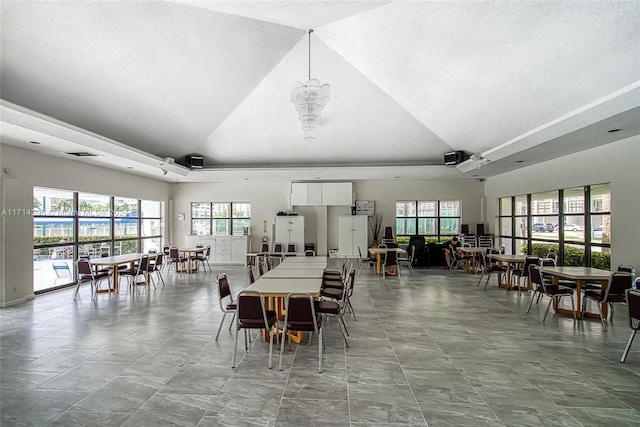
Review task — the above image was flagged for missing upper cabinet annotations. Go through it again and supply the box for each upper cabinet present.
[291,182,352,206]
[291,183,322,206]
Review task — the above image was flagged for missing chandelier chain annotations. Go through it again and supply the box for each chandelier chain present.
[308,29,312,81]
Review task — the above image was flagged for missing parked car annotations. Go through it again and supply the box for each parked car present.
[532,223,555,232]
[563,223,584,231]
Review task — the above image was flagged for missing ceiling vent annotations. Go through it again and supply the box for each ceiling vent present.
[65,152,99,157]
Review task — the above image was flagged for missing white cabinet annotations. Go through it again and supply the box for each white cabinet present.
[338,215,368,257]
[291,183,322,206]
[290,182,352,206]
[214,236,232,263]
[321,182,352,205]
[275,216,305,254]
[231,236,249,264]
[183,235,248,264]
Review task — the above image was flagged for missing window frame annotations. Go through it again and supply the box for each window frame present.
[396,200,462,242]
[190,202,251,236]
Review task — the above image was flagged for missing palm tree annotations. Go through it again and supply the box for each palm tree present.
[56,198,73,215]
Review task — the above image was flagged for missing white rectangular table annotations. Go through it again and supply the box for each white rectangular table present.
[281,256,328,264]
[260,269,325,279]
[275,261,327,270]
[246,277,323,297]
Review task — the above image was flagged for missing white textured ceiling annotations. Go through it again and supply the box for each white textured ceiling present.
[1,1,639,182]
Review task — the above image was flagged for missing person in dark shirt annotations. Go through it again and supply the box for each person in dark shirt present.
[445,236,463,268]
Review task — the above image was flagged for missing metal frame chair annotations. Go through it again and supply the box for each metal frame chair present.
[232,290,277,369]
[621,288,640,362]
[74,258,110,301]
[510,256,539,295]
[191,245,212,273]
[215,273,237,340]
[119,255,149,295]
[382,249,398,279]
[398,245,415,276]
[478,250,506,289]
[357,246,375,275]
[278,293,324,372]
[529,265,576,321]
[582,271,632,331]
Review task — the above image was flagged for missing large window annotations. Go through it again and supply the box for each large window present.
[497,183,610,268]
[396,200,461,242]
[191,202,251,236]
[33,187,164,293]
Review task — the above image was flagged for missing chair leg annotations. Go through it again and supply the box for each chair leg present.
[231,325,239,368]
[339,315,350,337]
[336,316,350,347]
[279,323,287,371]
[157,271,165,287]
[267,327,274,369]
[570,295,577,321]
[318,325,323,373]
[543,297,554,321]
[477,272,484,287]
[228,312,236,330]
[596,302,607,331]
[621,331,637,363]
[347,300,357,321]
[610,303,615,323]
[526,290,537,313]
[215,311,229,340]
[483,272,492,290]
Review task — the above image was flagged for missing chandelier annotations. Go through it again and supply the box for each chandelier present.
[290,29,330,140]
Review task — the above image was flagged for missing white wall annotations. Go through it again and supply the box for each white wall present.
[171,179,486,255]
[485,135,640,269]
[0,144,171,306]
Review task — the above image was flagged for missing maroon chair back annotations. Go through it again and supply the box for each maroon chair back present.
[627,289,640,330]
[77,259,93,278]
[605,272,633,300]
[285,294,321,332]
[237,291,274,329]
[217,274,231,300]
[384,250,397,266]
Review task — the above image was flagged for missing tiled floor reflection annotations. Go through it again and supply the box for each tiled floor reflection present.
[2,262,639,426]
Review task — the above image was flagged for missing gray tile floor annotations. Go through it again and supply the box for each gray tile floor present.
[1,261,639,426]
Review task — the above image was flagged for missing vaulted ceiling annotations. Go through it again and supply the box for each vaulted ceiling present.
[1,1,639,182]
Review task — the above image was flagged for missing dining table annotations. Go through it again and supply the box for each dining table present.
[245,275,323,343]
[487,253,527,290]
[458,246,489,273]
[178,247,205,273]
[89,252,155,293]
[538,266,611,319]
[368,247,407,276]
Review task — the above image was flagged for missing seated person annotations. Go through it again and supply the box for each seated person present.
[444,236,463,268]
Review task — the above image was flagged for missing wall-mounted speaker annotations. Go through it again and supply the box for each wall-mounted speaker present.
[443,150,466,165]
[186,155,204,169]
